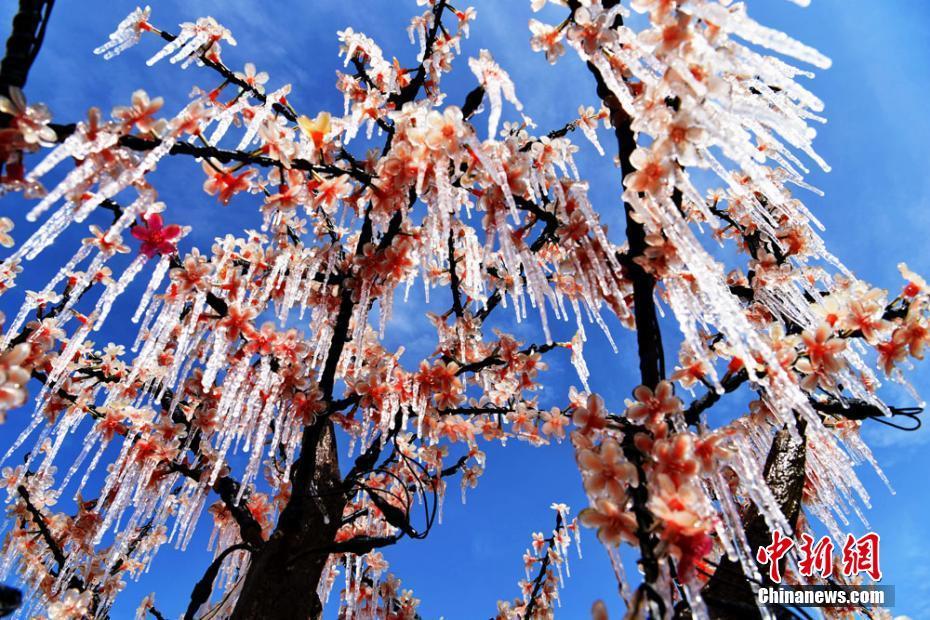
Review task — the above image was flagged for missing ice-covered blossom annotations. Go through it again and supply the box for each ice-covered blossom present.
[580,498,638,546]
[624,380,681,428]
[648,474,714,579]
[112,89,164,134]
[93,5,153,59]
[572,393,607,435]
[235,62,269,92]
[529,19,566,64]
[0,340,30,423]
[201,161,255,205]
[578,438,637,498]
[0,87,56,147]
[0,218,14,249]
[130,212,184,257]
[468,50,523,139]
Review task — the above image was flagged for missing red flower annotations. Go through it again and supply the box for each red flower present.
[131,213,183,258]
[676,532,714,580]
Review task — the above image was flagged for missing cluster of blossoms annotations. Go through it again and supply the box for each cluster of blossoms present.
[321,551,422,620]
[573,390,723,592]
[0,0,923,618]
[0,87,56,197]
[0,309,60,424]
[496,504,580,619]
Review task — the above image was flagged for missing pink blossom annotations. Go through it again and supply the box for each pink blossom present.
[130,213,183,258]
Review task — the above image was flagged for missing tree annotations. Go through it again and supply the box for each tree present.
[0,0,923,618]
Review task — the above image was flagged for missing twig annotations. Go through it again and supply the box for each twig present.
[16,484,66,570]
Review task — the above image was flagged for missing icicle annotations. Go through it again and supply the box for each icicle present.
[74,438,110,501]
[27,130,109,184]
[94,6,152,60]
[237,85,291,151]
[132,255,170,323]
[468,50,523,140]
[0,413,44,469]
[57,430,99,493]
[93,255,147,330]
[207,97,252,146]
[569,333,591,392]
[687,3,831,69]
[43,319,94,393]
[146,25,195,66]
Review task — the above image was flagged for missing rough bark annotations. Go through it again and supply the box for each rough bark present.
[231,418,345,619]
[700,423,807,619]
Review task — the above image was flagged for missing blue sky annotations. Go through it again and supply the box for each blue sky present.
[1,1,929,618]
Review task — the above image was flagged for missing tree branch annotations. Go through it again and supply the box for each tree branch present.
[448,227,464,317]
[183,543,251,620]
[567,2,671,611]
[16,484,65,570]
[44,125,375,187]
[523,511,564,619]
[0,0,54,97]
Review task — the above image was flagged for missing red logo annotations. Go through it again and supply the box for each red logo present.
[756,531,882,583]
[756,530,794,583]
[841,532,882,581]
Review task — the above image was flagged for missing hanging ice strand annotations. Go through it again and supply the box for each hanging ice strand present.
[132,254,170,322]
[93,5,153,60]
[469,49,524,141]
[92,254,147,330]
[145,17,238,69]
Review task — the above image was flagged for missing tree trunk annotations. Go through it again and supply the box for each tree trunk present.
[700,423,807,619]
[233,260,362,619]
[0,0,53,97]
[231,419,346,620]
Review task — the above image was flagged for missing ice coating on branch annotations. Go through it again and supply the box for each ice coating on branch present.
[131,254,170,322]
[146,17,237,68]
[686,3,830,70]
[92,254,147,330]
[93,6,152,60]
[338,28,397,96]
[237,85,291,150]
